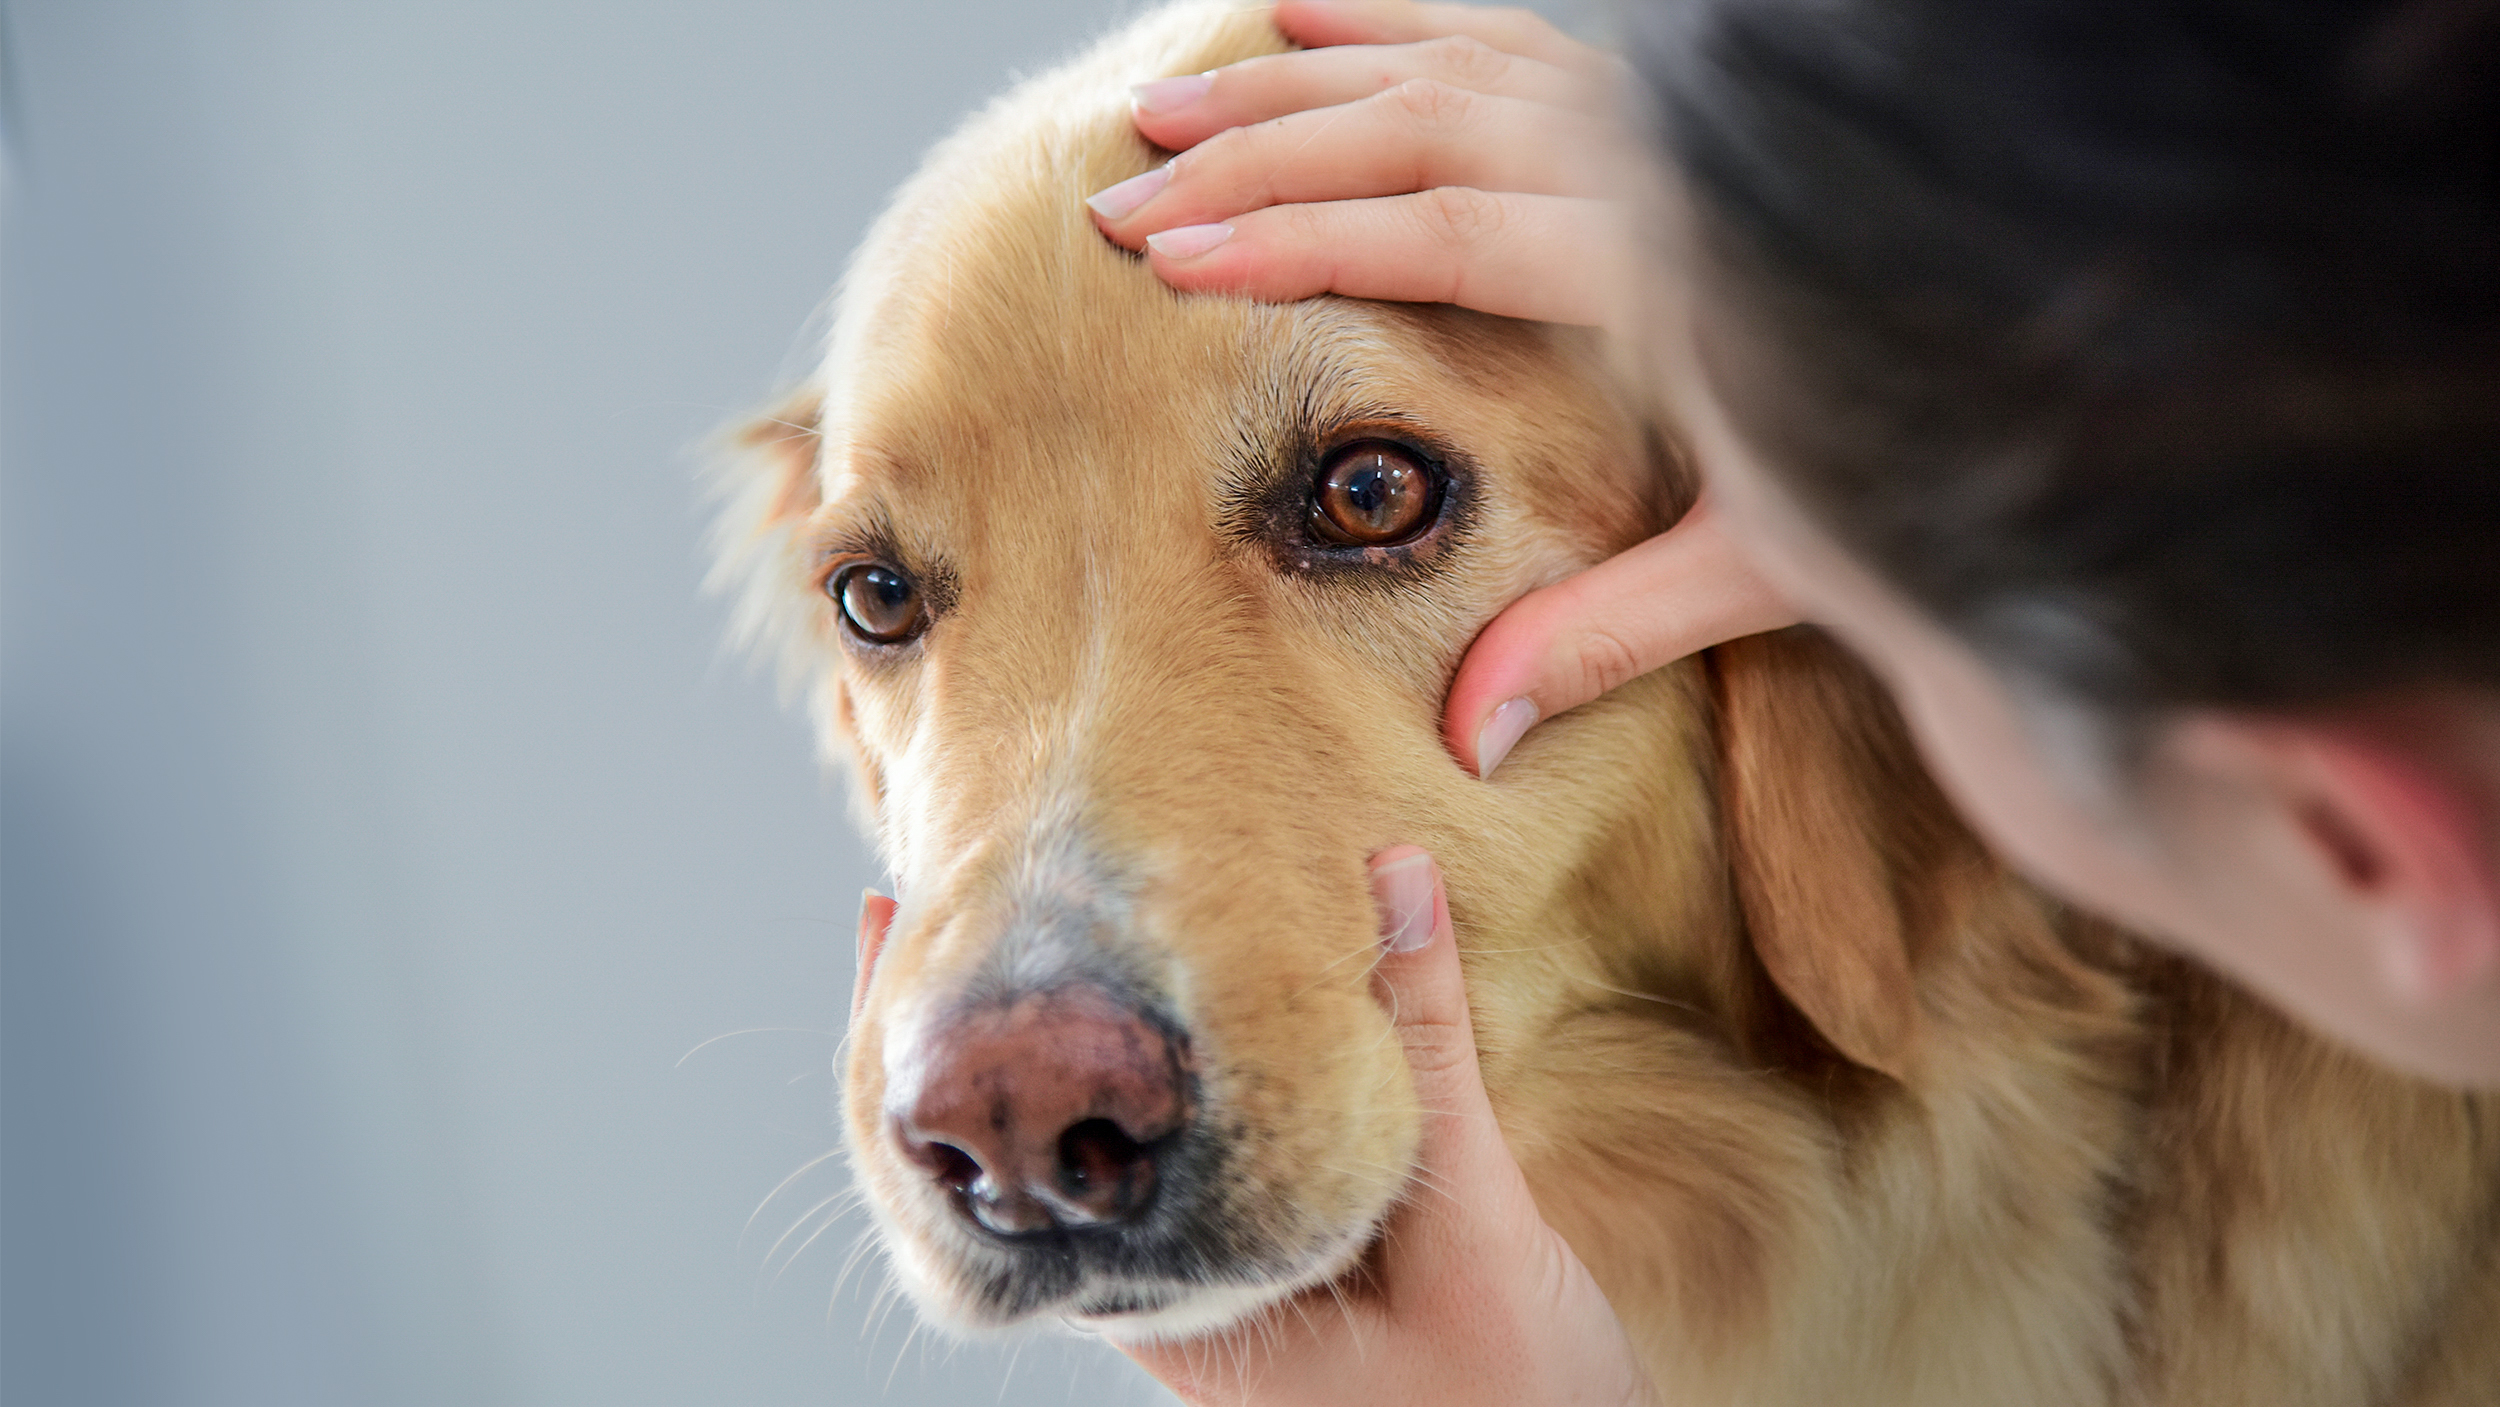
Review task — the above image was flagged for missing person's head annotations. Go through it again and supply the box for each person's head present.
[1626,0,2500,1082]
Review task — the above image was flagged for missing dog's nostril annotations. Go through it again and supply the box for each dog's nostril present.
[1056,1118,1157,1220]
[926,1141,981,1196]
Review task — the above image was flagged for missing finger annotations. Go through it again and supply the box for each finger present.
[1446,501,1801,778]
[1096,80,1612,240]
[1130,36,1599,153]
[1365,848,1540,1273]
[1273,0,1606,76]
[1136,189,1629,325]
[853,889,896,1019]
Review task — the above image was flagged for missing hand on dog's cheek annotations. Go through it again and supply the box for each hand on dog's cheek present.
[855,889,897,1022]
[1444,500,1799,778]
[1118,849,1660,1407]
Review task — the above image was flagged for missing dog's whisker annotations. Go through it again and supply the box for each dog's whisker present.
[883,1313,927,1396]
[1556,969,1709,1017]
[674,1025,838,1068]
[1320,1274,1363,1352]
[759,1189,854,1277]
[993,1333,1028,1406]
[741,1147,846,1245]
[829,1223,883,1302]
[766,1195,862,1290]
[1287,936,1393,1003]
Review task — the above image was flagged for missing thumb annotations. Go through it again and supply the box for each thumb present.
[1369,846,1478,1091]
[1366,848,1534,1240]
[1444,499,1798,779]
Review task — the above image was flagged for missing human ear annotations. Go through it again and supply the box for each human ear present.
[2173,713,2500,1001]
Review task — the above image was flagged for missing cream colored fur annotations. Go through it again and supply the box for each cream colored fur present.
[714,6,2500,1402]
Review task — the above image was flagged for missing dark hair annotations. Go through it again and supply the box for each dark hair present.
[1631,0,2500,720]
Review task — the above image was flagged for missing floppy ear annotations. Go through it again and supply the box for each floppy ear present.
[707,383,827,668]
[1706,627,1973,1081]
[706,384,890,826]
[716,384,826,547]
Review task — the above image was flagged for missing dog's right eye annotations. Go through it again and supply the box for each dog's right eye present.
[829,561,928,645]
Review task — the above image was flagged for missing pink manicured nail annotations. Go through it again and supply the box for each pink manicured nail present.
[1085,164,1171,220]
[1143,222,1234,259]
[1130,73,1213,115]
[1474,697,1540,779]
[1371,851,1439,954]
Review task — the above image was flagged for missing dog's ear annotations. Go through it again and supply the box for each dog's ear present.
[706,385,890,826]
[1707,627,1975,1081]
[707,383,827,666]
[724,384,827,532]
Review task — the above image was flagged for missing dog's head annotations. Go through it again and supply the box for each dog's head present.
[716,3,1937,1342]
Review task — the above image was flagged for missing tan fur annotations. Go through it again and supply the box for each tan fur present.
[712,6,2500,1400]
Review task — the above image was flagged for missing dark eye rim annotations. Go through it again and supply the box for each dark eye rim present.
[1220,423,1477,584]
[1287,430,1465,565]
[824,557,932,647]
[1306,438,1444,548]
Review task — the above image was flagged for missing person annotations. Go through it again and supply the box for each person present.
[1082,0,2500,1401]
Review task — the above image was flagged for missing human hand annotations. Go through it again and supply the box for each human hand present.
[1118,847,1661,1406]
[1446,499,1799,778]
[1088,0,1638,325]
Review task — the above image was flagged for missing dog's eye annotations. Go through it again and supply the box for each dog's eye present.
[1308,441,1438,546]
[830,561,927,645]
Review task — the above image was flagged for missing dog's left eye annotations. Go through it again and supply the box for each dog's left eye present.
[829,561,928,645]
[1307,441,1439,547]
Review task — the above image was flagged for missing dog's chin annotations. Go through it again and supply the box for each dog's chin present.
[890,1213,1386,1346]
[1070,1222,1383,1345]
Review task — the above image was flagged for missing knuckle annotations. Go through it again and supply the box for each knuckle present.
[1399,1019,1476,1079]
[1421,184,1506,248]
[1388,75,1477,129]
[1174,123,1245,173]
[1424,33,1508,88]
[1572,625,1647,697]
[1275,199,1336,242]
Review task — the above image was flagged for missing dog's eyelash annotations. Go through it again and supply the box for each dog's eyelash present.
[1216,420,1477,586]
[808,520,960,638]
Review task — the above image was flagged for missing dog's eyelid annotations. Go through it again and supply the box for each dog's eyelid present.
[807,515,910,577]
[1313,418,1446,460]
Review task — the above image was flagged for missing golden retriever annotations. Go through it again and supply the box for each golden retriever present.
[713,6,2500,1402]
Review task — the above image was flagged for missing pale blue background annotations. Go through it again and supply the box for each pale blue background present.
[1,2,1596,1403]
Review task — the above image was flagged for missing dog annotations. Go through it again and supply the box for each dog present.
[713,6,2500,1402]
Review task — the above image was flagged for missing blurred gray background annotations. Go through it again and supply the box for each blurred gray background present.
[0,1,1598,1403]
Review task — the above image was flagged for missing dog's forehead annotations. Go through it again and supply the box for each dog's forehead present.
[822,187,1452,531]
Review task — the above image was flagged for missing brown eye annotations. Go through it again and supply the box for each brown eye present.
[1309,441,1437,546]
[830,561,927,644]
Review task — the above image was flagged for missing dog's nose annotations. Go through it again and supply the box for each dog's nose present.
[889,985,1190,1236]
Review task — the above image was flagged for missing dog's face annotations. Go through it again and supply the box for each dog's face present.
[719,8,1721,1341]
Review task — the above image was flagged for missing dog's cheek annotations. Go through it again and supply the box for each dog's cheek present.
[817,673,892,831]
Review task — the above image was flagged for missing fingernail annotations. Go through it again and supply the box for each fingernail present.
[1371,851,1438,954]
[1085,164,1171,220]
[1129,72,1213,115]
[1143,222,1233,259]
[1474,697,1540,779]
